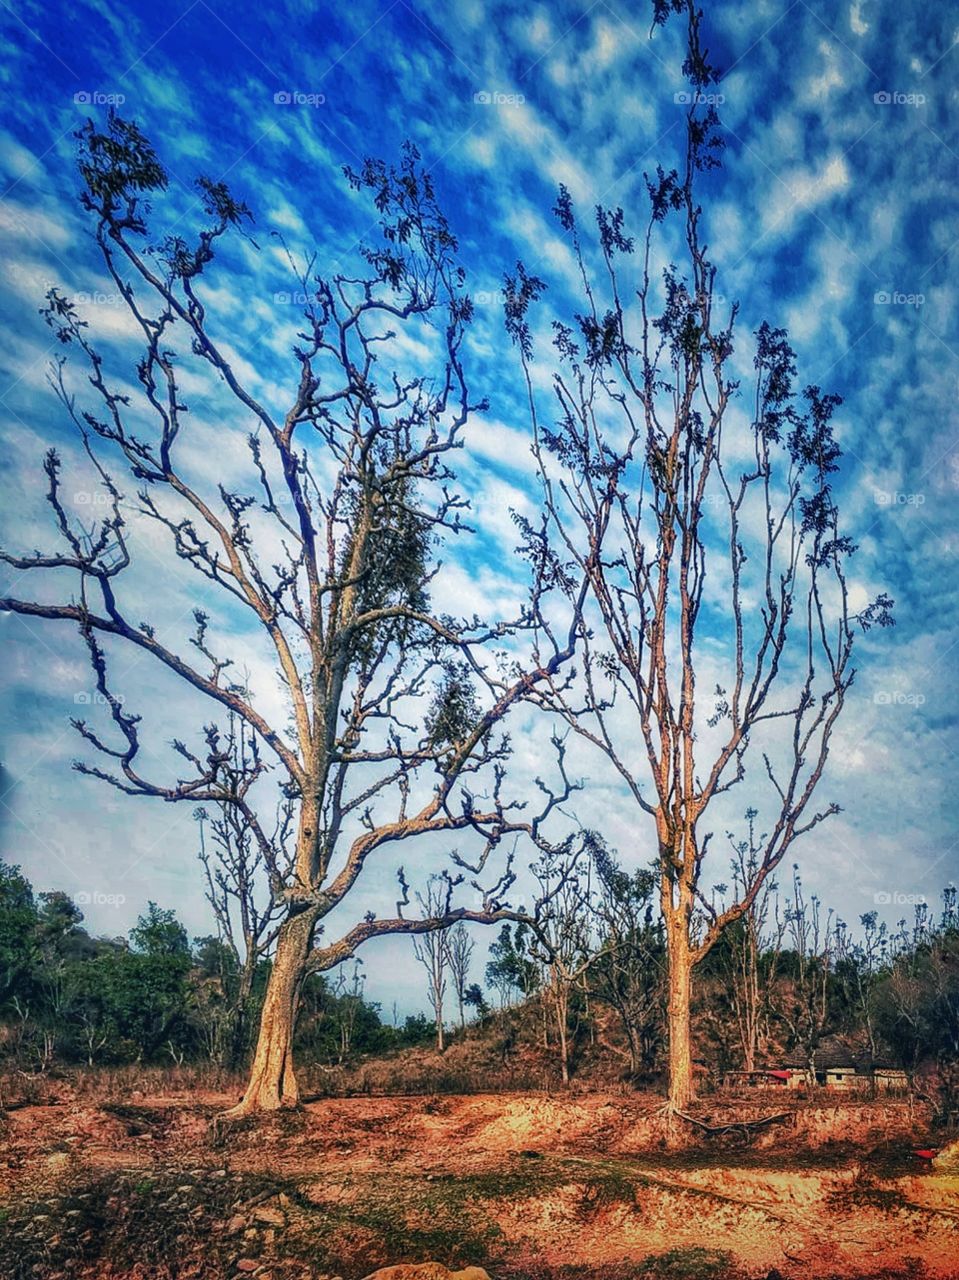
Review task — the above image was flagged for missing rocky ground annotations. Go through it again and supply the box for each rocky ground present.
[0,1089,956,1279]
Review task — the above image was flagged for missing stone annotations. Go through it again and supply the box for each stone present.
[359,1267,491,1280]
[252,1206,286,1227]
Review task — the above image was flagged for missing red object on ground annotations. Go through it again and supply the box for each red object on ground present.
[914,1149,937,1160]
[768,1070,791,1080]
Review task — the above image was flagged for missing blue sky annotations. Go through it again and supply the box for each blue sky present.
[0,0,957,1016]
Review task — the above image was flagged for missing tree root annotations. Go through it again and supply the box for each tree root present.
[672,1108,791,1137]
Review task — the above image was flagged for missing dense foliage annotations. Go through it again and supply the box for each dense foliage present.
[0,862,435,1071]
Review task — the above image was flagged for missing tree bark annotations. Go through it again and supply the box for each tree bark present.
[557,1004,570,1086]
[666,919,694,1111]
[228,907,318,1115]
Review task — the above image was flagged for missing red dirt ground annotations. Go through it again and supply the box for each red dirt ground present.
[0,1089,956,1279]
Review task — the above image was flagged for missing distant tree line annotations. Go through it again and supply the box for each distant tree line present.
[2,853,956,1091]
[0,861,437,1073]
[472,856,959,1089]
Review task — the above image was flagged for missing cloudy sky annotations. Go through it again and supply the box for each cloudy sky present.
[0,0,956,1017]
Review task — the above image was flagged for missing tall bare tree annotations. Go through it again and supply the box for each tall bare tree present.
[528,839,593,1085]
[709,809,785,1072]
[194,710,290,1066]
[0,115,578,1113]
[412,878,452,1052]
[589,840,665,1079]
[504,0,893,1114]
[773,868,839,1082]
[446,920,475,1031]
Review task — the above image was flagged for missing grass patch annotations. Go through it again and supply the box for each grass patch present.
[635,1247,741,1278]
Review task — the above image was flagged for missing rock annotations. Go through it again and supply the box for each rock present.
[252,1206,286,1227]
[360,1267,491,1280]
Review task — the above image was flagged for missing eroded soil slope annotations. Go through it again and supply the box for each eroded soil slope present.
[0,1090,956,1280]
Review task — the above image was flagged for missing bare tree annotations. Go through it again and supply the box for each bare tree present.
[194,711,290,1066]
[528,839,593,1086]
[503,0,893,1114]
[712,809,786,1072]
[834,910,891,1062]
[0,115,578,1113]
[589,840,665,1079]
[446,920,475,1031]
[330,961,367,1062]
[772,868,838,1082]
[412,878,452,1052]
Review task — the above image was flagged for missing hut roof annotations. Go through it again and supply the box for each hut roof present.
[778,1037,859,1069]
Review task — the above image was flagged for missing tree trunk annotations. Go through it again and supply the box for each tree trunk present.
[666,921,694,1111]
[434,976,445,1052]
[557,1005,570,1086]
[229,908,317,1115]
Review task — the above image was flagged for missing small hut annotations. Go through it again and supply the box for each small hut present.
[814,1038,859,1089]
[853,1054,909,1093]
